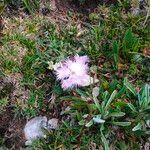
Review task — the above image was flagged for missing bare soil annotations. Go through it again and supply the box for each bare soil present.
[0,108,26,149]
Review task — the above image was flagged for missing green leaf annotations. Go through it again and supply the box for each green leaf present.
[76,89,88,97]
[93,97,101,113]
[89,104,97,111]
[105,90,117,110]
[116,86,126,98]
[122,28,139,58]
[60,96,85,102]
[109,79,118,92]
[109,112,125,117]
[78,119,85,126]
[101,131,110,150]
[145,131,150,135]
[132,122,142,131]
[145,84,150,103]
[113,101,127,108]
[127,103,137,113]
[124,77,136,96]
[102,91,109,102]
[52,84,63,95]
[76,110,82,121]
[139,84,150,108]
[60,96,87,109]
[112,121,131,126]
[101,91,109,108]
[72,101,87,109]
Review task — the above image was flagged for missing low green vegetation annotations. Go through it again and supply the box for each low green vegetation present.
[0,0,150,149]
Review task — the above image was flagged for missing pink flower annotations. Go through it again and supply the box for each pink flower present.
[54,55,90,90]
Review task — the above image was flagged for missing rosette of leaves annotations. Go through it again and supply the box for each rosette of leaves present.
[124,77,150,133]
[60,80,131,149]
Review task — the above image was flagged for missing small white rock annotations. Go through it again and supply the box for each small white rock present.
[93,115,105,124]
[47,118,58,129]
[24,116,58,146]
[24,116,48,145]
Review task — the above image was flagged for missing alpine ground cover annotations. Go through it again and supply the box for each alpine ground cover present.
[0,0,150,149]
